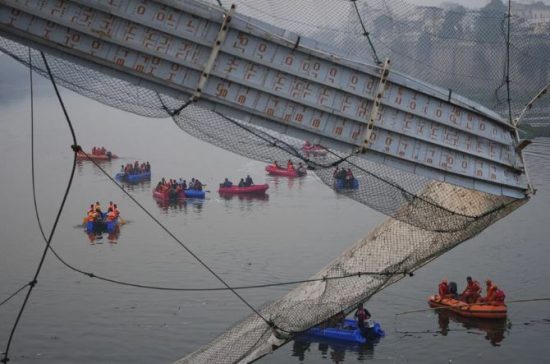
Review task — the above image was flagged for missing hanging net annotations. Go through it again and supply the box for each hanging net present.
[0,0,546,362]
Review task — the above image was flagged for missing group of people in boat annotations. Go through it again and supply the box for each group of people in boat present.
[155,177,204,193]
[120,161,151,175]
[85,201,120,223]
[220,175,254,188]
[91,146,111,156]
[272,160,307,174]
[438,276,506,305]
[333,166,357,188]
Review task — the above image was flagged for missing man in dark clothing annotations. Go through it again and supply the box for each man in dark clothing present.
[354,303,372,338]
[244,175,254,187]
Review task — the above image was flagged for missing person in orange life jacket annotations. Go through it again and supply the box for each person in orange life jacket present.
[438,279,449,299]
[492,286,506,306]
[113,204,120,218]
[87,204,95,214]
[87,209,97,222]
[287,159,295,171]
[94,201,102,214]
[272,160,280,169]
[461,276,481,303]
[354,303,373,338]
[479,279,498,303]
[106,207,117,222]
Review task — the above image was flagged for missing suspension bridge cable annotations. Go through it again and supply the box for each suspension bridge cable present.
[1,51,78,364]
[350,0,381,65]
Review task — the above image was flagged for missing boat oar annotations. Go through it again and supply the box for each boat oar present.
[118,215,126,225]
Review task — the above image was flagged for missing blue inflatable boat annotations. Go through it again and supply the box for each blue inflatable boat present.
[86,218,118,234]
[184,189,206,199]
[303,319,384,344]
[115,171,151,183]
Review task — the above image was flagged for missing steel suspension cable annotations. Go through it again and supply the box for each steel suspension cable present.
[1,51,78,364]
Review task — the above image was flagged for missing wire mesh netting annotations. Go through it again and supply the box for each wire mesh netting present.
[0,0,546,362]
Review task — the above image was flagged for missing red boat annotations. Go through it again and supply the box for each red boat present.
[218,184,269,194]
[76,151,118,160]
[265,165,306,177]
[428,295,507,319]
[152,189,185,201]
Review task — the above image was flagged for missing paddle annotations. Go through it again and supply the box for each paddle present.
[118,215,126,225]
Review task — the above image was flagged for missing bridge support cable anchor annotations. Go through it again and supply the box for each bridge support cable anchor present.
[360,58,391,154]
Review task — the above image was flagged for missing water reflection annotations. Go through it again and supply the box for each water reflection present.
[85,227,120,244]
[121,180,151,191]
[218,192,270,202]
[266,175,306,190]
[433,309,509,346]
[155,198,204,214]
[292,337,376,363]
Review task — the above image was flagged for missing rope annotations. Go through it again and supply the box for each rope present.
[350,0,381,65]
[0,283,31,308]
[1,51,78,364]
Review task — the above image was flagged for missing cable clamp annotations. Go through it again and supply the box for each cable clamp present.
[29,280,37,287]
[1,354,9,363]
[71,145,82,153]
[87,273,95,278]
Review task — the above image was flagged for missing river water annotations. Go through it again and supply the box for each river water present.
[1,55,550,364]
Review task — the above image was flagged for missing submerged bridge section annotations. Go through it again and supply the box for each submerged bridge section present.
[0,0,529,197]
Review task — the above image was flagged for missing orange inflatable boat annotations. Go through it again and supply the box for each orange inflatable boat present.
[428,295,507,319]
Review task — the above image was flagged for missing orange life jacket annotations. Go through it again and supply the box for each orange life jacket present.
[106,211,117,221]
[87,211,97,222]
[485,284,497,302]
[465,280,481,294]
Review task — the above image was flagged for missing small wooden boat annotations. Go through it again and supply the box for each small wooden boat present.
[428,295,507,319]
[218,184,269,194]
[265,165,306,177]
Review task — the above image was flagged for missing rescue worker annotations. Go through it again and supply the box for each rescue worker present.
[272,160,280,169]
[87,208,97,222]
[461,276,481,303]
[222,178,233,187]
[438,279,449,299]
[287,159,295,171]
[354,303,372,338]
[113,204,120,218]
[492,286,506,306]
[106,207,117,222]
[245,175,254,187]
[94,201,102,214]
[481,279,498,303]
[238,178,245,187]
